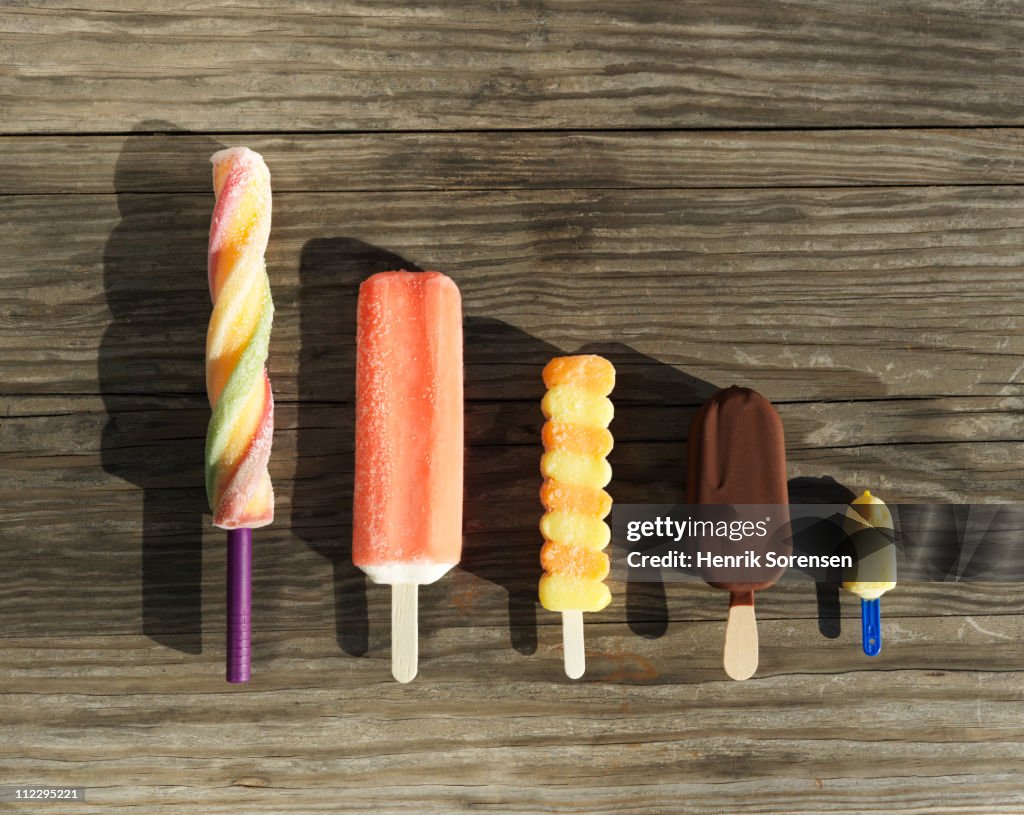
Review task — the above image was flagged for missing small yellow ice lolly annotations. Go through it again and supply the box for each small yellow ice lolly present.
[842,490,897,656]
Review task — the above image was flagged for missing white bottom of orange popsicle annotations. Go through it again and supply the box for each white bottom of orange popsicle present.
[360,562,457,586]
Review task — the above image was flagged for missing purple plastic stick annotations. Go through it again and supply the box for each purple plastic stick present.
[226,528,252,683]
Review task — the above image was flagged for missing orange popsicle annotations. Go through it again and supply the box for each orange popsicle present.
[352,270,464,682]
[538,354,615,678]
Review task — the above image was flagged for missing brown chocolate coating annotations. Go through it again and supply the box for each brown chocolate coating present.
[686,386,790,593]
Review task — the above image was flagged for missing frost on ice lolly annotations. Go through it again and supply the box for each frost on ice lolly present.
[539,355,615,679]
[687,386,788,681]
[843,490,897,656]
[353,271,464,683]
[205,146,275,683]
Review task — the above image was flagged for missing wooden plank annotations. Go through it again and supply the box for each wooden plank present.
[6,2,1024,132]
[6,129,1024,194]
[0,621,1022,814]
[3,187,1024,403]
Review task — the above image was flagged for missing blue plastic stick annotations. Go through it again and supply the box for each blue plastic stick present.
[861,598,882,656]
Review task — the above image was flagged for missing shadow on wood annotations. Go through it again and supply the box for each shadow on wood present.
[99,122,222,654]
[461,321,717,648]
[577,341,718,639]
[461,316,550,655]
[788,476,856,639]
[293,237,422,657]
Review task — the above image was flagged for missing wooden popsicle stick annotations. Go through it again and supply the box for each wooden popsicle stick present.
[723,590,758,681]
[562,610,585,679]
[391,583,418,683]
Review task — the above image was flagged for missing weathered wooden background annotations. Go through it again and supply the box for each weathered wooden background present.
[2,2,1024,813]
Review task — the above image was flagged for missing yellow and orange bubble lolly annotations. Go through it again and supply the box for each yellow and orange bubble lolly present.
[539,355,615,614]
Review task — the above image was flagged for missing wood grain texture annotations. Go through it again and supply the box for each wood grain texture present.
[4,186,1024,406]
[5,129,1024,194]
[4,396,1024,643]
[2,178,1024,811]
[4,3,1024,809]
[6,1,1024,132]
[1,622,1023,814]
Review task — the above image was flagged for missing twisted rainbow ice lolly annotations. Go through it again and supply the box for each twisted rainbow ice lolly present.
[206,147,275,530]
[539,355,614,678]
[205,146,275,683]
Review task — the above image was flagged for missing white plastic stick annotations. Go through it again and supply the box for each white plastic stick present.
[562,610,585,679]
[392,583,418,683]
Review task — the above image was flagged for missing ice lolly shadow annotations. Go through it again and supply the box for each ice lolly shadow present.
[577,342,717,639]
[99,122,221,654]
[461,317,550,655]
[788,476,856,639]
[462,320,716,649]
[293,237,422,657]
